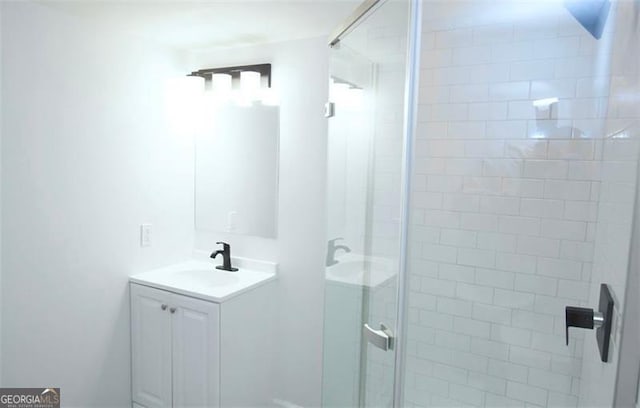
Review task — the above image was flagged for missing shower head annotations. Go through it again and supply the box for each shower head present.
[565,0,611,39]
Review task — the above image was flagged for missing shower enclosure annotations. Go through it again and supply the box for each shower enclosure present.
[322,0,640,407]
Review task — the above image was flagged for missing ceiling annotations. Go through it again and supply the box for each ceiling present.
[41,0,361,51]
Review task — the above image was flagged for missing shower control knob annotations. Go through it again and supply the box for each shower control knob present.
[170,307,177,314]
[565,306,600,344]
[565,283,614,362]
[161,304,168,311]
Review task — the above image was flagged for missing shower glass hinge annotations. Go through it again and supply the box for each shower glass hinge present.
[324,102,335,118]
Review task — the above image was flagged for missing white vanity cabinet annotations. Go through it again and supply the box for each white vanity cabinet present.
[131,284,220,408]
[129,261,276,408]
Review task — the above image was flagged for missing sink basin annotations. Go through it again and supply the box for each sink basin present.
[175,269,240,288]
[327,260,382,278]
[130,260,276,303]
[325,255,396,287]
[327,261,364,279]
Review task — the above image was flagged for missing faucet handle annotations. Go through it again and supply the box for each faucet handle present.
[329,237,344,243]
[216,241,230,250]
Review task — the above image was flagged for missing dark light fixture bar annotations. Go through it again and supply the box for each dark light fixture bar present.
[189,63,272,88]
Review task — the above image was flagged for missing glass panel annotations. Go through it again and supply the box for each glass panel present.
[403,1,640,408]
[322,1,410,407]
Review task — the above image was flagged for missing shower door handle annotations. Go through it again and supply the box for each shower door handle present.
[364,323,394,351]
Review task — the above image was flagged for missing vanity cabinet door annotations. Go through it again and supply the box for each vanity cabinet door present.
[131,284,173,408]
[170,293,220,408]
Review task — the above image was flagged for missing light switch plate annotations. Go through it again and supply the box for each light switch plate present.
[140,224,152,247]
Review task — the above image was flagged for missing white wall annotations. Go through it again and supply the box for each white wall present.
[1,2,194,406]
[189,38,329,407]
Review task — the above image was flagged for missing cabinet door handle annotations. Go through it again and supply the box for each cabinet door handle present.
[170,307,177,314]
[161,304,168,311]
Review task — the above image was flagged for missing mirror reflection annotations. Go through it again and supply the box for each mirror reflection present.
[195,103,279,238]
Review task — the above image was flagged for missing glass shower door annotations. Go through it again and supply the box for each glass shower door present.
[321,1,410,407]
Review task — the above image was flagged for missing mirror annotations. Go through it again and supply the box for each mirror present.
[195,104,279,238]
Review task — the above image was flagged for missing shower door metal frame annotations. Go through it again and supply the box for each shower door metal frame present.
[329,0,382,47]
[392,0,422,406]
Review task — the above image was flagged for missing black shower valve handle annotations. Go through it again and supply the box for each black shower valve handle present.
[564,284,614,363]
[565,306,595,345]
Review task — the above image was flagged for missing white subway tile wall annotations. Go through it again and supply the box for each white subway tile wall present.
[402,2,638,407]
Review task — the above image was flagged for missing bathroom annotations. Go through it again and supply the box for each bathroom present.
[0,0,639,407]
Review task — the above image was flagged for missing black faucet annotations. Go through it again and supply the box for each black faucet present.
[210,241,238,272]
[326,237,351,266]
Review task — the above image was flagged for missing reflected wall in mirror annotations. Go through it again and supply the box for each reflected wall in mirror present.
[195,104,279,238]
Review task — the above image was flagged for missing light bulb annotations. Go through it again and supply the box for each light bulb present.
[240,71,261,101]
[211,73,232,93]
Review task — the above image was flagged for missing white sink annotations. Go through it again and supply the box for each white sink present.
[325,254,396,288]
[175,269,240,288]
[130,259,276,303]
[327,261,365,279]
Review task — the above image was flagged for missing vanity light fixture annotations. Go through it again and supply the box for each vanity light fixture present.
[189,63,271,91]
[189,64,273,105]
